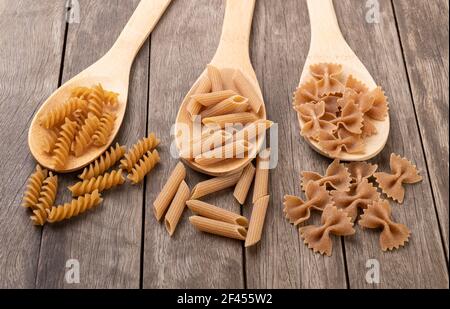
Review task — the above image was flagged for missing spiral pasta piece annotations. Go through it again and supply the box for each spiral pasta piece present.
[22,165,48,208]
[87,84,106,117]
[104,90,119,106]
[72,113,100,157]
[42,129,58,154]
[46,190,103,223]
[52,118,78,169]
[92,111,116,146]
[40,97,87,129]
[30,172,58,226]
[71,86,92,99]
[120,133,160,172]
[69,169,125,196]
[127,150,160,184]
[78,143,126,180]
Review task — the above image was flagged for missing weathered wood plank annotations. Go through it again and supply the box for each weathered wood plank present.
[333,0,448,288]
[35,0,148,288]
[0,0,65,288]
[244,0,348,288]
[393,0,449,258]
[143,0,244,288]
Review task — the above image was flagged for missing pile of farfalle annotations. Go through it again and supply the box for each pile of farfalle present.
[284,153,422,256]
[293,63,389,157]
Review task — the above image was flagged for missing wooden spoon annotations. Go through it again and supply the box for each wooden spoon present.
[174,0,266,176]
[29,0,171,172]
[298,0,389,161]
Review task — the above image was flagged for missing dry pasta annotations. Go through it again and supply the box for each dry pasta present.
[190,170,242,200]
[252,148,270,203]
[87,84,107,117]
[22,165,48,208]
[245,195,270,247]
[127,149,160,184]
[30,172,58,226]
[70,86,91,99]
[202,112,258,128]
[235,119,273,143]
[68,169,125,196]
[72,113,100,157]
[200,95,249,119]
[164,181,190,236]
[78,143,126,180]
[189,215,247,240]
[46,190,103,223]
[194,140,250,166]
[180,129,233,159]
[233,70,263,113]
[120,133,160,172]
[207,64,223,92]
[42,129,58,154]
[233,162,256,205]
[221,68,240,93]
[92,111,116,146]
[153,162,186,221]
[40,97,87,129]
[190,90,236,107]
[186,75,212,119]
[53,118,78,169]
[186,200,248,227]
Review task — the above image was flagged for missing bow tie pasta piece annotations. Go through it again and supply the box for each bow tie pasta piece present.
[347,162,378,184]
[331,179,380,221]
[293,79,321,107]
[362,115,378,137]
[299,205,355,256]
[365,87,389,121]
[320,94,340,114]
[309,63,345,96]
[301,159,351,192]
[374,153,422,203]
[330,100,363,134]
[345,75,369,94]
[359,200,411,251]
[296,101,337,139]
[318,128,365,158]
[283,182,332,225]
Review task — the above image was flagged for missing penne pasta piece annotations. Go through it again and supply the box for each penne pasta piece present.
[233,70,263,113]
[235,119,273,143]
[191,90,237,107]
[153,162,186,221]
[190,170,243,200]
[180,129,233,159]
[221,69,240,93]
[189,216,247,240]
[245,195,270,247]
[164,181,190,236]
[186,75,212,119]
[207,64,223,92]
[200,95,249,119]
[252,148,271,203]
[202,112,258,129]
[233,162,256,205]
[194,140,250,166]
[186,200,248,227]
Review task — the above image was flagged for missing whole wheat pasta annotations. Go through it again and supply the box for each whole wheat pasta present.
[78,143,126,180]
[164,181,190,236]
[72,113,100,157]
[235,119,273,143]
[233,70,263,113]
[191,90,236,107]
[87,84,107,117]
[153,162,186,221]
[207,64,223,92]
[104,89,119,106]
[245,195,270,247]
[186,200,248,227]
[186,75,212,119]
[70,86,92,99]
[221,68,240,93]
[233,162,256,205]
[53,118,78,169]
[194,140,250,166]
[189,216,247,240]
[22,165,48,208]
[30,172,58,226]
[120,133,160,172]
[42,129,58,154]
[68,169,125,196]
[127,149,160,184]
[202,112,258,128]
[252,148,270,203]
[200,95,249,119]
[92,111,116,146]
[40,97,87,129]
[190,170,242,200]
[179,129,233,159]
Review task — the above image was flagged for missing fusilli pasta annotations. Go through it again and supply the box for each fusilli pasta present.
[53,118,78,169]
[120,133,160,172]
[78,143,126,180]
[92,111,116,146]
[69,169,125,196]
[22,165,48,208]
[40,97,87,129]
[72,113,100,157]
[127,149,160,184]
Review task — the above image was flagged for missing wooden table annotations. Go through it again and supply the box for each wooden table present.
[0,0,448,289]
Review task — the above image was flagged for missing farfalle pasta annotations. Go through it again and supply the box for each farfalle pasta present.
[299,205,355,256]
[330,100,363,134]
[318,129,364,158]
[301,159,351,192]
[359,200,411,251]
[374,153,422,203]
[309,63,345,96]
[296,101,336,139]
[346,161,378,184]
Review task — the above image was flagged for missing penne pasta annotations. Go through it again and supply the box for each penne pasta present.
[233,70,263,113]
[194,140,250,166]
[233,162,256,205]
[186,75,212,119]
[190,170,243,200]
[179,129,233,159]
[191,90,236,107]
[186,200,248,227]
[245,195,270,247]
[235,119,273,143]
[207,64,223,92]
[200,95,249,119]
[202,112,258,129]
[221,69,240,93]
[189,216,247,240]
[252,148,271,203]
[153,162,186,221]
[164,181,190,236]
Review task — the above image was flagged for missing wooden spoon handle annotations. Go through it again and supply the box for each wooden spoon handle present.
[307,0,344,48]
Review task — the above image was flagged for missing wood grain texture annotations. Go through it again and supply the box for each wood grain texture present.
[243,0,348,289]
[143,0,243,288]
[35,0,147,288]
[333,0,448,288]
[0,0,65,288]
[393,0,449,258]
